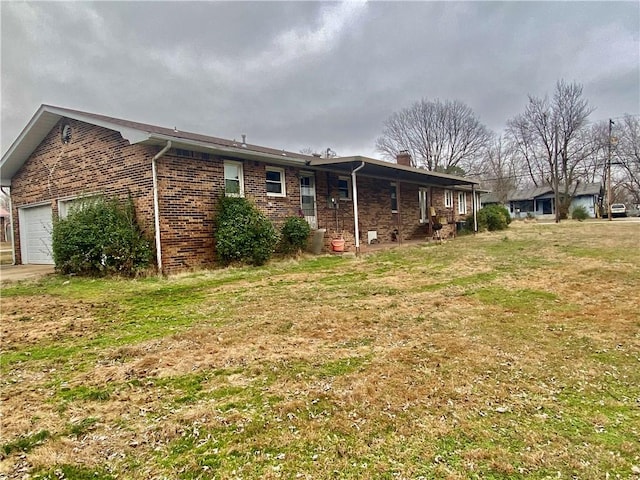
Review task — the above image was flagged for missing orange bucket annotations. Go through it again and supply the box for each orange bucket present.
[331,238,345,252]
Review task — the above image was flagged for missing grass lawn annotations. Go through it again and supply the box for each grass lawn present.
[1,220,639,479]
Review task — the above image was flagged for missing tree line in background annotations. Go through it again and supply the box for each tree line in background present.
[375,80,640,210]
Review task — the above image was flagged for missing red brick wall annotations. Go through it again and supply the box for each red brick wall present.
[10,118,156,264]
[156,156,308,272]
[245,162,304,224]
[155,154,220,271]
[430,187,475,239]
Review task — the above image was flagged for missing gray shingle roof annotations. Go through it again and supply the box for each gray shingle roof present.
[481,183,602,204]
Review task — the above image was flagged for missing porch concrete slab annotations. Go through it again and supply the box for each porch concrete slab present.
[0,264,55,284]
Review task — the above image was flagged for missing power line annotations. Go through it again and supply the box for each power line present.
[586,113,640,125]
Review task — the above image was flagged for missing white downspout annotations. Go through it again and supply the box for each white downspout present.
[2,186,16,265]
[152,141,171,273]
[351,161,365,253]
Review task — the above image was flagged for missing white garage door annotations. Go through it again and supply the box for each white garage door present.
[20,204,54,264]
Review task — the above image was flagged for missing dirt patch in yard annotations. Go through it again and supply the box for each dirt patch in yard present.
[1,296,103,349]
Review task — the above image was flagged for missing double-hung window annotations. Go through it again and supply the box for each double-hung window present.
[224,160,244,196]
[391,182,398,213]
[444,190,454,208]
[266,167,286,197]
[458,191,467,215]
[419,188,428,223]
[338,176,351,200]
[58,195,98,219]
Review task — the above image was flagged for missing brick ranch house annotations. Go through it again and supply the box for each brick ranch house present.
[0,105,481,274]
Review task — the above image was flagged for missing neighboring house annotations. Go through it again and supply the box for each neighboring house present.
[481,183,603,219]
[0,105,480,273]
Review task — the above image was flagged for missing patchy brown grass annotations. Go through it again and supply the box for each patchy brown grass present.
[0,242,11,265]
[1,220,639,479]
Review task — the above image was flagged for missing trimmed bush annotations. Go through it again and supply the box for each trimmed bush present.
[279,216,311,254]
[52,196,153,276]
[466,204,511,232]
[214,196,279,266]
[571,205,589,221]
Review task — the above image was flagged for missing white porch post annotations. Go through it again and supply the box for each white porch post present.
[472,184,478,233]
[351,162,365,253]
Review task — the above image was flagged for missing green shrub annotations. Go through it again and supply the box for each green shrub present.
[52,196,153,276]
[214,196,279,266]
[467,204,511,232]
[571,205,589,221]
[279,216,311,254]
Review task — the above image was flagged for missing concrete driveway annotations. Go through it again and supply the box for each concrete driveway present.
[0,264,55,283]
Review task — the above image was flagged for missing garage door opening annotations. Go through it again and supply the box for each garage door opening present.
[19,204,53,265]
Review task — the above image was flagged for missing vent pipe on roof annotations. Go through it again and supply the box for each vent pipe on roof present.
[241,134,247,147]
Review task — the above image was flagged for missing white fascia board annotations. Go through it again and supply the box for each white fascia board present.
[39,106,151,144]
[1,107,59,186]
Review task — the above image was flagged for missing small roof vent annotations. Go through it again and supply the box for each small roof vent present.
[61,124,72,144]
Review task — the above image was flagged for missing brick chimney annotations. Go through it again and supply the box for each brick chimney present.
[396,150,412,167]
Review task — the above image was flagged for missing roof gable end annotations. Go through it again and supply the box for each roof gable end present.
[1,105,152,186]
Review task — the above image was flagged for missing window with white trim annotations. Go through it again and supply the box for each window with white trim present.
[58,196,99,219]
[224,160,244,196]
[266,166,286,197]
[458,191,467,215]
[444,190,454,208]
[419,188,428,223]
[338,176,351,200]
[391,182,398,212]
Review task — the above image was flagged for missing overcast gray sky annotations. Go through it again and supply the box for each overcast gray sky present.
[2,1,638,158]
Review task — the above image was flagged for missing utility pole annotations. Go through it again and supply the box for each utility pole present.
[607,119,614,221]
[554,119,560,223]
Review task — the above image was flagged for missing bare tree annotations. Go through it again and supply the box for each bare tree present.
[613,114,640,204]
[506,80,594,218]
[376,98,491,173]
[299,147,337,158]
[480,136,519,204]
[506,98,554,188]
[580,122,608,184]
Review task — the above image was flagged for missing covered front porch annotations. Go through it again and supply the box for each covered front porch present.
[307,156,479,253]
